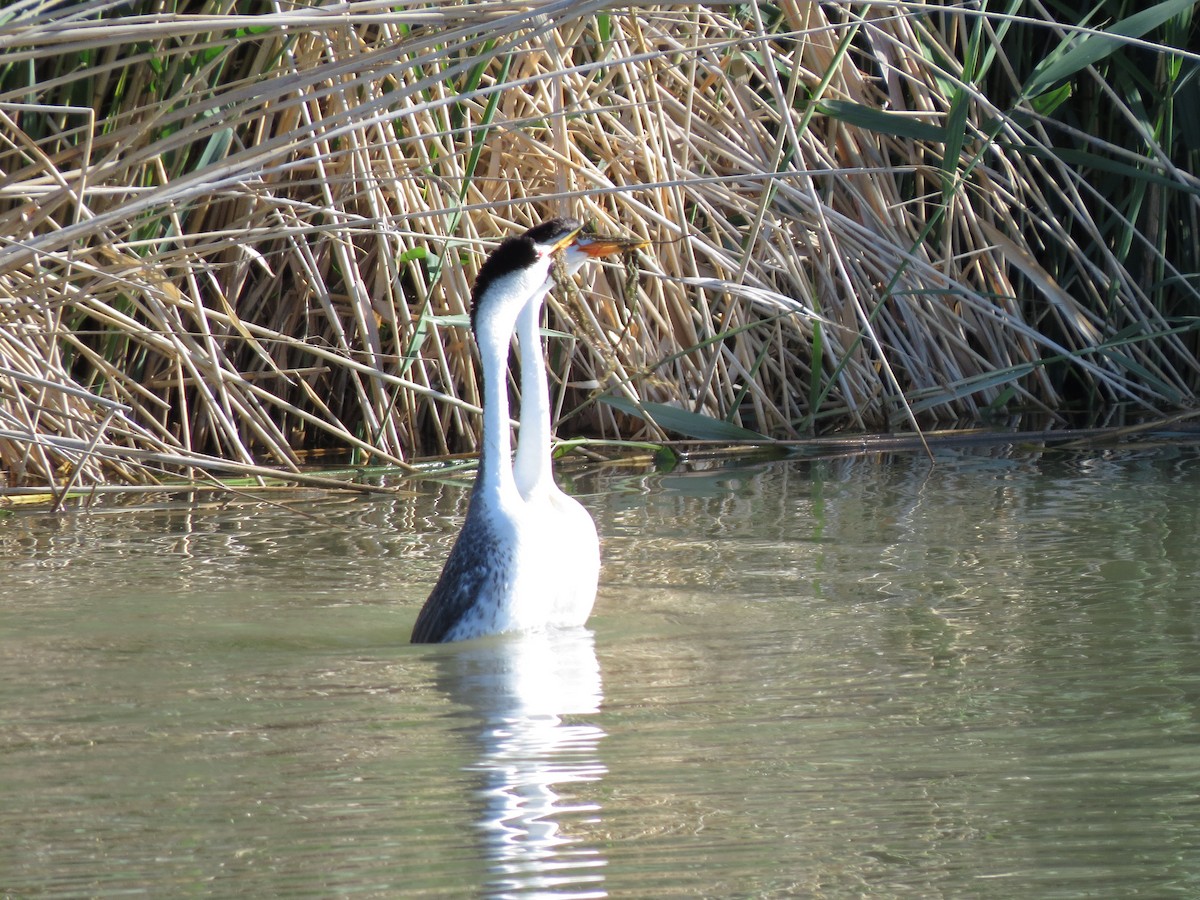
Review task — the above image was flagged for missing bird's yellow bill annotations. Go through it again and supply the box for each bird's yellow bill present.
[550,226,585,253]
[574,234,649,257]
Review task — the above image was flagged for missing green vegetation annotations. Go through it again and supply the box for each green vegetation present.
[1,0,1198,489]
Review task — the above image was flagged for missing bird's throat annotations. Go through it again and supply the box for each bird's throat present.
[514,300,554,494]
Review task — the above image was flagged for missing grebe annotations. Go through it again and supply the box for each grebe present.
[411,218,640,643]
[512,232,643,633]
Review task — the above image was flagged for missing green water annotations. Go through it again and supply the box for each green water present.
[2,445,1198,897]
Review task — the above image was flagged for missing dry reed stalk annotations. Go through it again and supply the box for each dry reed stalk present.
[2,1,1197,488]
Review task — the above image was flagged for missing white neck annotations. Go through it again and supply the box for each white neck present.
[513,254,589,497]
[473,300,521,498]
[471,259,559,496]
[514,288,554,495]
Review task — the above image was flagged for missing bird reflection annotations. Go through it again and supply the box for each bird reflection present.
[436,627,607,898]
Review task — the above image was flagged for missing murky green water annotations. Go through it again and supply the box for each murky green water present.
[2,444,1199,897]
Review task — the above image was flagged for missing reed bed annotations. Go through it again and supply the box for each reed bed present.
[2,1,1198,489]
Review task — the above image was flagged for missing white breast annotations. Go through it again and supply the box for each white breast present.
[520,485,600,629]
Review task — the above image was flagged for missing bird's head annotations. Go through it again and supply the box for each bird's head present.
[470,218,584,334]
[470,217,647,334]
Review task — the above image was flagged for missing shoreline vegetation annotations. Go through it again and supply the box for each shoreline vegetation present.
[2,1,1199,495]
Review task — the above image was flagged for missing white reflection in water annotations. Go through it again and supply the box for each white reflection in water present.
[438,627,607,899]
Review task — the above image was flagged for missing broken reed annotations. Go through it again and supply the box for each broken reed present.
[2,0,1198,489]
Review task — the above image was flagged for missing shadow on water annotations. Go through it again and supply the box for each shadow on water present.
[431,628,607,899]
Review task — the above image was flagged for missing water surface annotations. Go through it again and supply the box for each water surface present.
[2,444,1198,896]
